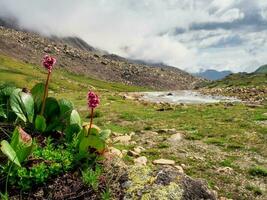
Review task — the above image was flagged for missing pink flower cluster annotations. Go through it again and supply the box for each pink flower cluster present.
[42,55,56,72]
[87,91,100,109]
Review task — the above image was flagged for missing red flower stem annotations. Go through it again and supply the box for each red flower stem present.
[87,108,94,137]
[40,71,51,115]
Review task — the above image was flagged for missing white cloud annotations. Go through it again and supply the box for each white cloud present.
[0,0,267,73]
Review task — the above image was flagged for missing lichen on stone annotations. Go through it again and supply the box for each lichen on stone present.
[141,182,183,200]
[125,166,183,200]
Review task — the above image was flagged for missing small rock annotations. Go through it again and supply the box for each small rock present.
[122,150,128,155]
[134,156,147,166]
[181,163,186,168]
[174,165,184,173]
[153,159,175,165]
[113,135,131,145]
[216,167,233,175]
[128,150,139,157]
[121,180,132,189]
[168,133,183,144]
[134,146,145,154]
[109,147,123,158]
[112,132,121,137]
[129,132,135,137]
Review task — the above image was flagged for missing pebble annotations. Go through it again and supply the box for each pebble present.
[134,156,147,166]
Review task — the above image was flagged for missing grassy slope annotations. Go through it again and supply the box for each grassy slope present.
[204,72,267,88]
[1,54,267,199]
[255,65,267,74]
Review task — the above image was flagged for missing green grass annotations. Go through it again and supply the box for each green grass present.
[0,54,149,92]
[1,53,267,199]
[249,166,267,177]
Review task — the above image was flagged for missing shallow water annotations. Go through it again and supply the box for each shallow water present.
[138,90,240,104]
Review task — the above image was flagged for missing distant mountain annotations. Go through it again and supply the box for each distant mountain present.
[193,69,233,80]
[254,64,267,74]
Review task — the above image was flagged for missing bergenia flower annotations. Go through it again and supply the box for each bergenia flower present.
[40,55,56,115]
[86,91,100,136]
[42,55,56,72]
[87,91,100,109]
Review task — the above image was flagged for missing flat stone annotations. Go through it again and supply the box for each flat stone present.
[113,135,131,144]
[140,130,158,137]
[158,128,177,134]
[134,156,147,166]
[153,159,175,165]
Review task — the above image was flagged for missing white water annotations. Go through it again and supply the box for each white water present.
[138,90,240,104]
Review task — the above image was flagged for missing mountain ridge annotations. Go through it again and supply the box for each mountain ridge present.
[193,69,233,80]
[0,25,202,90]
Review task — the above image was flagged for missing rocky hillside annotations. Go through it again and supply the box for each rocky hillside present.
[200,72,267,104]
[0,26,202,90]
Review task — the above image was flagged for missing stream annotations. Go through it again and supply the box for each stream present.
[135,90,240,104]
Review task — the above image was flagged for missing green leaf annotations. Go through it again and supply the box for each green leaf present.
[70,109,81,126]
[65,124,81,142]
[35,115,46,132]
[10,89,27,122]
[0,105,7,118]
[58,99,74,118]
[20,92,34,123]
[44,97,60,119]
[78,131,106,156]
[10,127,34,163]
[0,86,16,98]
[31,83,45,113]
[99,129,111,141]
[0,140,21,167]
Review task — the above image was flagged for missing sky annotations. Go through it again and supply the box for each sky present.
[0,0,267,73]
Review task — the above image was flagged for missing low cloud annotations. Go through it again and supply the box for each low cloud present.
[0,0,267,72]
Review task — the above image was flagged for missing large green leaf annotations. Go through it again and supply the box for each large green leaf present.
[58,99,74,118]
[0,140,21,167]
[10,127,34,163]
[70,109,81,126]
[35,115,47,132]
[44,97,60,119]
[79,134,106,156]
[31,83,45,113]
[65,124,81,142]
[9,89,26,122]
[20,92,34,123]
[0,105,7,118]
[0,86,16,99]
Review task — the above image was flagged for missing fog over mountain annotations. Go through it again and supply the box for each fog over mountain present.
[0,0,267,73]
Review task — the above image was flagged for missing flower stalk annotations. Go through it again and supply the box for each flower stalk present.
[40,55,56,116]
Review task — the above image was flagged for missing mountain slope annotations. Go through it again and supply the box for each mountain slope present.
[200,72,267,104]
[255,64,267,74]
[0,26,202,90]
[193,69,232,80]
